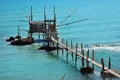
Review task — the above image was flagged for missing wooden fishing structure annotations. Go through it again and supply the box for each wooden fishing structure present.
[6,6,120,79]
[37,6,120,79]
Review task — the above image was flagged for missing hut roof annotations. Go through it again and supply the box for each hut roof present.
[30,21,44,25]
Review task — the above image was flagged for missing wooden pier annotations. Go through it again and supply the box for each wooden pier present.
[51,37,120,78]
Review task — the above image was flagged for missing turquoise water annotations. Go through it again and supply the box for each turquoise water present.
[0,0,120,80]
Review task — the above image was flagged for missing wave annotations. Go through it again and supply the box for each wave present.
[77,42,120,52]
[84,43,120,52]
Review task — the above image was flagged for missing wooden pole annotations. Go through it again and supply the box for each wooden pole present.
[92,50,94,73]
[62,38,64,44]
[62,38,64,55]
[38,33,40,41]
[86,49,89,68]
[53,5,56,26]
[31,6,33,21]
[75,43,78,68]
[57,38,59,56]
[101,58,105,71]
[81,49,85,67]
[81,43,83,50]
[44,5,47,31]
[28,16,33,37]
[71,40,74,60]
[66,40,68,62]
[108,57,111,69]
[18,25,20,37]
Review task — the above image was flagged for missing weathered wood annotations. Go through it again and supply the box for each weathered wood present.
[92,50,94,73]
[108,57,111,69]
[30,6,33,21]
[57,38,59,56]
[66,40,68,62]
[81,49,85,67]
[38,33,40,41]
[86,49,89,68]
[81,43,83,50]
[62,48,64,55]
[18,25,20,37]
[75,43,78,68]
[71,40,74,60]
[62,38,64,54]
[62,38,64,44]
[101,58,105,71]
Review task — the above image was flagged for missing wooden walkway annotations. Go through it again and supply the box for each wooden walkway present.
[51,37,120,78]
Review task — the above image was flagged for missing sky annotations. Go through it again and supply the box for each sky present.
[0,0,120,8]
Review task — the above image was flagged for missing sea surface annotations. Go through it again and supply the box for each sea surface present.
[0,0,120,80]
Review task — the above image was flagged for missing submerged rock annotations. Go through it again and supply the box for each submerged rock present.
[39,46,58,51]
[6,37,15,42]
[10,37,34,45]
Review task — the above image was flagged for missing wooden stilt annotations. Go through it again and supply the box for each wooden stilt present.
[75,43,78,68]
[66,40,68,62]
[42,34,45,39]
[30,6,33,21]
[62,38,64,44]
[86,49,89,74]
[62,47,64,55]
[18,25,20,37]
[38,33,40,41]
[52,41,55,47]
[57,38,59,56]
[86,49,89,68]
[62,38,64,55]
[92,50,94,73]
[81,43,83,50]
[81,49,85,67]
[71,40,74,60]
[108,57,111,69]
[101,58,105,71]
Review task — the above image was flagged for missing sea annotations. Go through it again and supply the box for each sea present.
[0,0,120,80]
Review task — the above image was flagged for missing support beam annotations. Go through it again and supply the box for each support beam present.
[81,43,83,50]
[57,38,59,56]
[71,40,74,60]
[44,5,47,30]
[38,33,40,41]
[18,25,20,37]
[62,38,64,55]
[108,57,111,69]
[53,5,56,26]
[86,49,89,68]
[30,6,33,21]
[75,43,78,68]
[66,40,68,62]
[81,49,85,67]
[101,58,105,71]
[92,50,94,73]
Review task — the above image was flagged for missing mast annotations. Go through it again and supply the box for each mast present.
[18,25,20,37]
[53,5,57,39]
[31,6,33,21]
[44,5,46,30]
[53,5,56,26]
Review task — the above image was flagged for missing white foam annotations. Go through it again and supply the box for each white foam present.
[77,43,120,52]
[88,44,120,52]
